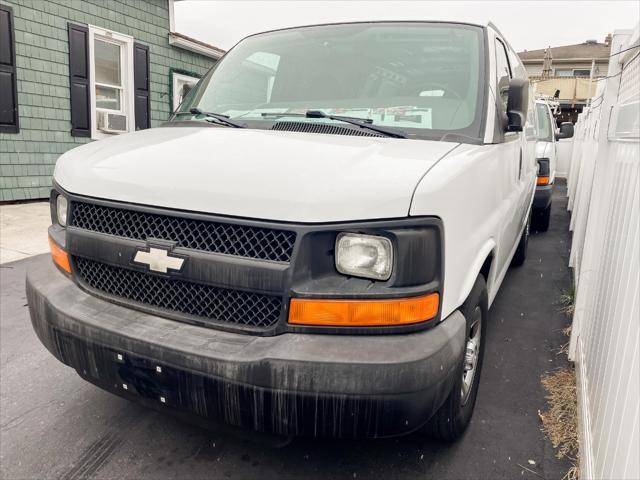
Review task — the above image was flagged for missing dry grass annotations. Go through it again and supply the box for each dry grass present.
[558,289,576,316]
[539,368,579,476]
[542,292,579,478]
[557,325,572,356]
[564,464,580,480]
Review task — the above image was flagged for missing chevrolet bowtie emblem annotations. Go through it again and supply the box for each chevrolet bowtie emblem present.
[134,247,185,273]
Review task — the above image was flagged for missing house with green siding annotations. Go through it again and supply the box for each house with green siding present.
[0,0,222,202]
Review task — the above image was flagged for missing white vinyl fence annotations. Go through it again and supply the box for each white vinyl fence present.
[567,26,640,480]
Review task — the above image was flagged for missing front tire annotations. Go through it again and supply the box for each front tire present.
[424,275,488,441]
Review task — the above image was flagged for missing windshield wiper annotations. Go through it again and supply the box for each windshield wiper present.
[173,108,246,128]
[261,111,373,123]
[261,110,407,138]
[306,110,406,138]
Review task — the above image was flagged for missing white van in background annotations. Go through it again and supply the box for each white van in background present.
[532,99,574,230]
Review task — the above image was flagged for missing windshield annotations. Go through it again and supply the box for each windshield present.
[536,103,554,142]
[173,22,486,141]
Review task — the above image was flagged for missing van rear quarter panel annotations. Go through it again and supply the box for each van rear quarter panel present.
[410,143,524,318]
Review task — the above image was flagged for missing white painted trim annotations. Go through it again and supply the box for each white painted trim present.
[88,25,135,140]
[171,72,200,112]
[168,32,224,59]
[167,0,176,32]
[167,0,224,59]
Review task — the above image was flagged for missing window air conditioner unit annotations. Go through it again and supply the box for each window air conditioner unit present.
[97,111,127,134]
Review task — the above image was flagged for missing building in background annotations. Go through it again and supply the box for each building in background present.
[0,0,223,202]
[518,36,611,125]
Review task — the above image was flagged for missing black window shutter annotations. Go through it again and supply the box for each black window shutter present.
[0,4,19,134]
[133,43,150,130]
[67,23,90,137]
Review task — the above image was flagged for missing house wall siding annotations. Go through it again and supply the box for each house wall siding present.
[0,0,215,201]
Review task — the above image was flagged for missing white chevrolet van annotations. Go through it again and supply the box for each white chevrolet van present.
[532,99,573,230]
[28,21,537,440]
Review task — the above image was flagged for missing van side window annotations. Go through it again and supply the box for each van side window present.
[495,39,512,111]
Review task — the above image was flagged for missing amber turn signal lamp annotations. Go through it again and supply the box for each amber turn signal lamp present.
[288,293,440,327]
[537,176,550,185]
[49,236,71,274]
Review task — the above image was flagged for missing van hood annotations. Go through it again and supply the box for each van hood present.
[55,126,458,223]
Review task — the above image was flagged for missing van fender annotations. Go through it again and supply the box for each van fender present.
[457,239,496,308]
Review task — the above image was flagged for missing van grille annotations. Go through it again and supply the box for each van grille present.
[74,257,282,329]
[70,201,296,263]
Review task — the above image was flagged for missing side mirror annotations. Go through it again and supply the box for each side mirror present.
[505,78,529,132]
[557,122,574,139]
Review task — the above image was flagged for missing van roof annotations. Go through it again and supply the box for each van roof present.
[242,20,491,41]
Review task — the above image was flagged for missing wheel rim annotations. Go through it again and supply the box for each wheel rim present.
[461,306,482,406]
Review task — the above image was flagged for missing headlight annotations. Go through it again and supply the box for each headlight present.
[56,195,68,226]
[335,233,393,280]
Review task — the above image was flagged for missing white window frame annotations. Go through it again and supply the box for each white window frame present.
[88,25,135,140]
[171,72,200,112]
[554,68,574,77]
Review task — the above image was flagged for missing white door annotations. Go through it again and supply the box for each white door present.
[494,37,524,273]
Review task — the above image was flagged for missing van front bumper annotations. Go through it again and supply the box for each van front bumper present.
[26,258,465,438]
[533,184,553,209]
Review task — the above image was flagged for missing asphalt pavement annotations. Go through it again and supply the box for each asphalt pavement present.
[0,184,573,480]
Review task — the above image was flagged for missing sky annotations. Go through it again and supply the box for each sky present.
[174,0,639,53]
